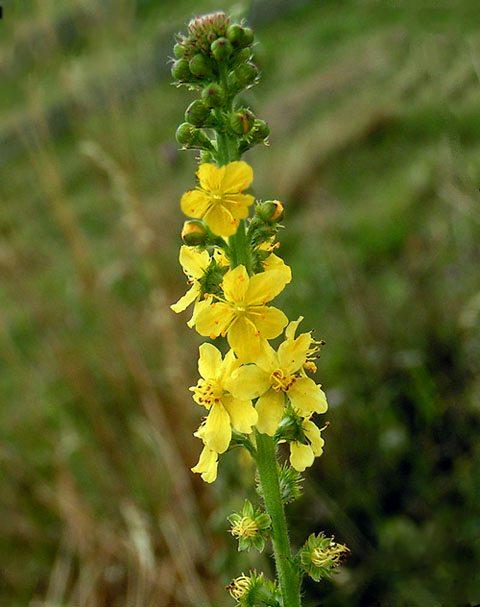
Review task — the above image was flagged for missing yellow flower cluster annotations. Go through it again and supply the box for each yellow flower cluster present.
[172,161,328,482]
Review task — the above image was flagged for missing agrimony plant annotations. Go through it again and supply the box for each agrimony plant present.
[170,12,348,606]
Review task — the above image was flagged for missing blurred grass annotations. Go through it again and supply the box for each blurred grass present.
[1,0,480,605]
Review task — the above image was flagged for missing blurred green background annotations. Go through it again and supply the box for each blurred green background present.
[1,1,480,605]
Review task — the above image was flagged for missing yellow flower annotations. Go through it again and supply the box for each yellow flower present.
[290,419,325,472]
[181,161,254,237]
[171,245,210,314]
[191,343,258,454]
[191,445,218,483]
[227,318,328,435]
[194,265,290,362]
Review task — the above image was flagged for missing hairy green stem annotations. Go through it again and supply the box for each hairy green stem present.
[255,432,301,607]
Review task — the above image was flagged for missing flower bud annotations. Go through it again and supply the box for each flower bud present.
[229,109,255,135]
[181,220,208,246]
[234,62,258,87]
[232,47,252,67]
[189,53,213,78]
[201,83,225,108]
[175,123,213,150]
[210,37,233,61]
[251,119,270,141]
[185,100,211,127]
[256,200,284,223]
[227,23,253,48]
[171,58,192,82]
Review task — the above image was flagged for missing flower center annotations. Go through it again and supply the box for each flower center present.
[212,193,223,203]
[270,369,296,392]
[230,516,258,539]
[192,378,223,406]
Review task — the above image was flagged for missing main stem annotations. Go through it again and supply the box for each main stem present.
[255,432,301,607]
[215,120,301,607]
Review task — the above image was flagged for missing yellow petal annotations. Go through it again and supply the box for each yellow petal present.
[250,306,288,339]
[222,265,249,304]
[223,395,258,434]
[179,245,210,279]
[226,364,271,400]
[303,420,325,456]
[288,377,328,416]
[256,389,285,436]
[180,189,211,218]
[223,193,254,219]
[253,342,278,373]
[277,333,311,375]
[220,160,253,193]
[262,253,292,285]
[171,283,200,313]
[220,349,240,381]
[191,445,218,483]
[187,296,212,328]
[204,204,238,237]
[290,442,314,472]
[245,270,290,306]
[202,402,231,453]
[198,343,222,380]
[285,316,304,340]
[197,163,224,192]
[195,301,235,338]
[228,316,262,362]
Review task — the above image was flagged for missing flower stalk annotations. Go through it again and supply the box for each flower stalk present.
[170,11,348,606]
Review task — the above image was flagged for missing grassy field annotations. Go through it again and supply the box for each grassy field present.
[1,1,480,605]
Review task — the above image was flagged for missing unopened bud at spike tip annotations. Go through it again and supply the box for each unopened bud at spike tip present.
[211,37,233,61]
[189,53,214,78]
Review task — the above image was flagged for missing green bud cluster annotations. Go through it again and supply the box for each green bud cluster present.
[171,11,269,159]
[228,499,271,553]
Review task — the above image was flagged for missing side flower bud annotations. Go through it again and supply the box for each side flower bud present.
[300,533,349,581]
[229,109,255,135]
[228,500,271,552]
[181,220,208,246]
[171,58,192,83]
[185,99,211,127]
[233,62,259,87]
[175,123,214,151]
[201,82,225,108]
[255,200,284,223]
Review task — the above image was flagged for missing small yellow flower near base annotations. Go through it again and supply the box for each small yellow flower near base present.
[191,343,258,454]
[191,445,218,483]
[290,419,325,472]
[194,265,290,362]
[181,162,254,237]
